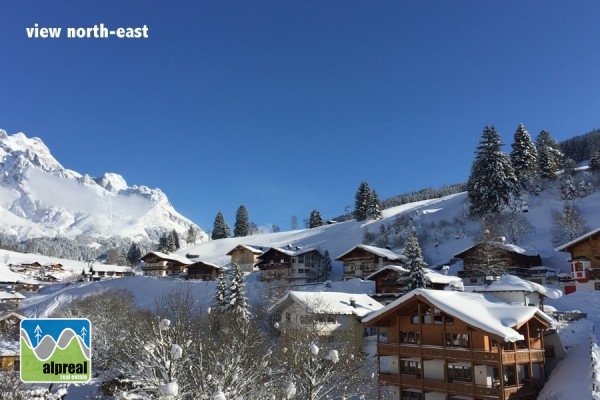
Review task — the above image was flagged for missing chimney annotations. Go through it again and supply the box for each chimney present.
[349,296,356,308]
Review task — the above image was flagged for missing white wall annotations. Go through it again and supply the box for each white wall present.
[474,364,494,387]
[423,359,444,380]
[380,355,399,374]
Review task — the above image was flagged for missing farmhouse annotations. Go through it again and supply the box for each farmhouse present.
[555,226,600,293]
[335,244,407,281]
[140,251,192,277]
[363,288,555,400]
[187,260,225,281]
[226,244,263,272]
[257,246,324,283]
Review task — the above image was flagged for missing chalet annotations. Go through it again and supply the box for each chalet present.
[44,263,64,272]
[0,312,25,339]
[16,278,43,292]
[268,291,383,339]
[140,251,192,277]
[257,247,324,284]
[187,261,225,281]
[335,244,407,281]
[366,266,463,304]
[555,226,600,293]
[0,340,19,372]
[363,288,555,400]
[454,241,542,285]
[87,265,133,281]
[0,291,25,306]
[226,244,263,272]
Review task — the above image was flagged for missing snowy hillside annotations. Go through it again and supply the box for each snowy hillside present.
[0,130,206,241]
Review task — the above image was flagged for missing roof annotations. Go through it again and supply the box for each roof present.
[365,265,409,280]
[0,291,26,300]
[365,266,461,285]
[259,246,321,258]
[0,340,19,356]
[454,241,540,258]
[0,266,26,283]
[91,265,133,273]
[140,251,192,265]
[363,288,555,342]
[335,244,407,261]
[0,311,26,322]
[226,244,263,256]
[187,260,224,270]
[555,226,600,251]
[473,274,563,299]
[268,291,384,318]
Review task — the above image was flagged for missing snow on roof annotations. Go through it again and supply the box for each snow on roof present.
[365,265,409,280]
[0,311,26,322]
[143,251,193,265]
[262,246,320,257]
[17,278,43,285]
[454,241,540,258]
[226,244,263,255]
[0,265,26,283]
[363,288,554,342]
[424,268,462,284]
[268,291,384,318]
[473,274,562,299]
[554,226,600,251]
[335,244,407,261]
[0,340,19,356]
[188,260,224,269]
[0,291,25,300]
[91,265,133,273]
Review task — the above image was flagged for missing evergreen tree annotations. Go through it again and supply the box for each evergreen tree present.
[403,233,427,292]
[186,225,198,245]
[369,190,382,220]
[233,205,250,237]
[510,123,538,190]
[165,231,176,253]
[227,263,250,319]
[157,233,169,253]
[214,272,229,312]
[319,250,332,281]
[467,126,518,215]
[211,212,231,240]
[590,146,600,171]
[536,130,563,180]
[126,242,142,267]
[354,182,372,221]
[171,229,180,250]
[308,209,324,228]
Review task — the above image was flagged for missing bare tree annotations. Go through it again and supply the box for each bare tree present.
[552,203,590,246]
[491,212,534,245]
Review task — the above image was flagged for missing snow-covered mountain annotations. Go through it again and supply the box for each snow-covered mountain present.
[0,130,206,241]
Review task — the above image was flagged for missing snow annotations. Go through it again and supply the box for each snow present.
[334,244,407,261]
[472,274,563,299]
[268,290,383,317]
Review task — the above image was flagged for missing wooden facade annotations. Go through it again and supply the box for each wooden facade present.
[226,245,263,272]
[335,245,406,281]
[556,227,600,286]
[140,252,190,277]
[364,290,552,400]
[187,261,224,281]
[257,247,323,283]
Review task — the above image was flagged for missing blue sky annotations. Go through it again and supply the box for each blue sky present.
[1,1,600,233]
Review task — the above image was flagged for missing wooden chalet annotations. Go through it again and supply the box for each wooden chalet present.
[363,288,554,400]
[87,265,133,281]
[555,226,600,292]
[187,261,225,281]
[0,340,19,372]
[455,241,542,285]
[257,246,324,283]
[335,244,407,281]
[0,312,25,339]
[0,291,25,306]
[226,244,263,272]
[140,251,192,277]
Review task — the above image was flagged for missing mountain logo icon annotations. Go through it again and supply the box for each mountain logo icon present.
[20,318,91,383]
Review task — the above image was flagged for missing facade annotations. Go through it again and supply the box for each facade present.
[226,244,263,272]
[455,241,542,285]
[0,340,19,372]
[363,289,554,400]
[268,290,383,339]
[0,291,25,306]
[335,245,407,281]
[187,261,225,281]
[87,265,133,280]
[140,251,192,277]
[257,247,324,283]
[555,226,600,292]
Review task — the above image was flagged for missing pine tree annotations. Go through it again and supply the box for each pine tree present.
[403,233,427,292]
[510,123,538,190]
[171,229,180,250]
[590,146,600,171]
[369,190,382,220]
[319,250,332,281]
[536,130,563,180]
[211,212,231,240]
[214,272,229,312]
[186,225,198,245]
[467,126,518,215]
[354,182,372,221]
[157,233,169,253]
[308,209,324,228]
[227,263,250,319]
[233,205,250,237]
[126,242,142,267]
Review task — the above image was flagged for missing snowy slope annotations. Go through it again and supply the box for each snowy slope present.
[0,130,206,241]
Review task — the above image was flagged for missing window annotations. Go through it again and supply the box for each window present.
[445,333,470,348]
[400,390,423,400]
[300,315,311,324]
[285,312,291,322]
[13,359,20,372]
[400,360,421,376]
[400,331,420,344]
[447,364,472,382]
[316,314,336,324]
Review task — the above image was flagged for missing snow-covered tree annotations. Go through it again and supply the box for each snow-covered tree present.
[227,263,251,319]
[308,209,324,228]
[171,229,181,250]
[510,123,538,190]
[467,126,518,215]
[353,181,372,221]
[403,233,427,291]
[552,203,590,245]
[492,212,534,246]
[157,232,169,253]
[214,272,229,312]
[186,225,198,245]
[560,175,578,200]
[590,146,600,171]
[211,212,230,240]
[126,242,142,267]
[472,220,511,277]
[536,130,563,180]
[318,250,332,281]
[369,189,382,220]
[233,205,250,237]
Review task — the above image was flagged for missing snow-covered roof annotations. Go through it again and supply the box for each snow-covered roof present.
[554,226,600,251]
[261,246,320,257]
[0,291,26,300]
[268,291,384,318]
[0,340,19,356]
[363,288,555,342]
[0,265,26,283]
[365,265,409,280]
[188,260,224,269]
[424,268,462,284]
[142,251,193,265]
[335,244,407,261]
[226,244,263,255]
[0,311,25,322]
[473,274,562,299]
[454,241,540,258]
[91,265,133,273]
[17,278,43,285]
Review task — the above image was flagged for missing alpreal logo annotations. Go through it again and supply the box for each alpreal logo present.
[20,318,91,383]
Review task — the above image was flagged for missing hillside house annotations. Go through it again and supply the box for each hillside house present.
[16,278,43,292]
[268,291,383,340]
[0,312,25,339]
[363,288,555,400]
[455,241,542,285]
[335,245,407,281]
[140,251,192,277]
[0,340,19,372]
[555,226,600,292]
[226,244,263,272]
[257,247,324,284]
[366,266,462,304]
[0,291,25,306]
[85,265,133,281]
[187,261,225,281]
